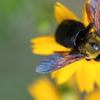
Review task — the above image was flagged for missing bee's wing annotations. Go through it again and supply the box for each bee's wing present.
[36,51,84,74]
[86,0,100,34]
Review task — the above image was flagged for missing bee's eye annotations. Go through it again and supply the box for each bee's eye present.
[91,43,99,50]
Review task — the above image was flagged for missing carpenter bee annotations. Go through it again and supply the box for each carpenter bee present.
[36,0,100,74]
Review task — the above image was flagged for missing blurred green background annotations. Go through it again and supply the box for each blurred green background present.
[0,0,85,100]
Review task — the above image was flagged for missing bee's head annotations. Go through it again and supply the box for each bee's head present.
[81,32,100,59]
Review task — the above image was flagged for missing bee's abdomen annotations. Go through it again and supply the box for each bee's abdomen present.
[55,20,86,48]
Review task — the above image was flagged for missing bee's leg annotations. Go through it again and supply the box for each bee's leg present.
[85,23,93,33]
[86,59,91,61]
[94,55,100,62]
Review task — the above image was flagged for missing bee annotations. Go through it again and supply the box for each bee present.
[36,0,100,74]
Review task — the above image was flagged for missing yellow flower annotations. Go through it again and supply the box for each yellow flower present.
[28,77,61,100]
[28,77,78,100]
[31,1,100,92]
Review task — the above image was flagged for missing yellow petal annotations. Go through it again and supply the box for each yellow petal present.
[82,2,89,26]
[51,59,82,84]
[84,89,100,100]
[94,65,100,88]
[28,77,61,100]
[31,35,71,55]
[75,59,99,93]
[82,0,90,26]
[54,2,79,24]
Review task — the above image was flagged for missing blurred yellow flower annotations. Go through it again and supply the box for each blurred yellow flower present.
[31,1,100,92]
[28,77,61,100]
[28,77,78,100]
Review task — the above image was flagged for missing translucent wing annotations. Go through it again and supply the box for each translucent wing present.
[36,51,84,74]
[86,0,100,34]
